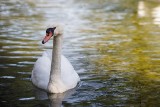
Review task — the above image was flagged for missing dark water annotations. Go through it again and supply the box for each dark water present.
[0,0,160,107]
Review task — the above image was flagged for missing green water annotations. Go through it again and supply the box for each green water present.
[0,0,160,107]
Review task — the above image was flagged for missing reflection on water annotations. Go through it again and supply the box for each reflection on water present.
[0,0,160,107]
[138,1,160,26]
[33,87,76,107]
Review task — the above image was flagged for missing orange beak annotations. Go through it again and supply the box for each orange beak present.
[42,32,53,44]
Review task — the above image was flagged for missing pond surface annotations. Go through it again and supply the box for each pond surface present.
[0,0,160,107]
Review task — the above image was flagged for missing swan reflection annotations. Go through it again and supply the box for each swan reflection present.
[33,87,76,107]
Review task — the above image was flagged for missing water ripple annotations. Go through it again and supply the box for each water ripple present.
[19,97,35,101]
[0,76,15,79]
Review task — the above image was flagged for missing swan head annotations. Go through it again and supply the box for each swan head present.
[42,24,63,44]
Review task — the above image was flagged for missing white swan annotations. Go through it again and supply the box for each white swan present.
[31,24,80,93]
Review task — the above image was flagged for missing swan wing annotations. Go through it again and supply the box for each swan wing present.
[61,55,80,89]
[32,51,51,90]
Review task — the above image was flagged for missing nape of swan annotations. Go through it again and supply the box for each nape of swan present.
[32,24,80,93]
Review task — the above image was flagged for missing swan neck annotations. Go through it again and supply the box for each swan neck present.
[50,35,62,79]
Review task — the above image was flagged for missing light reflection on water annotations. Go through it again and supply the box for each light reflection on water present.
[0,0,160,107]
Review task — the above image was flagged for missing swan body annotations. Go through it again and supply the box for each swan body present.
[32,50,80,93]
[31,24,80,93]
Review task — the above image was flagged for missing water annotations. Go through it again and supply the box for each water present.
[0,0,160,106]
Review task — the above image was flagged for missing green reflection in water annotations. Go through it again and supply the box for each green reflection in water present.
[82,0,160,106]
[0,0,47,107]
